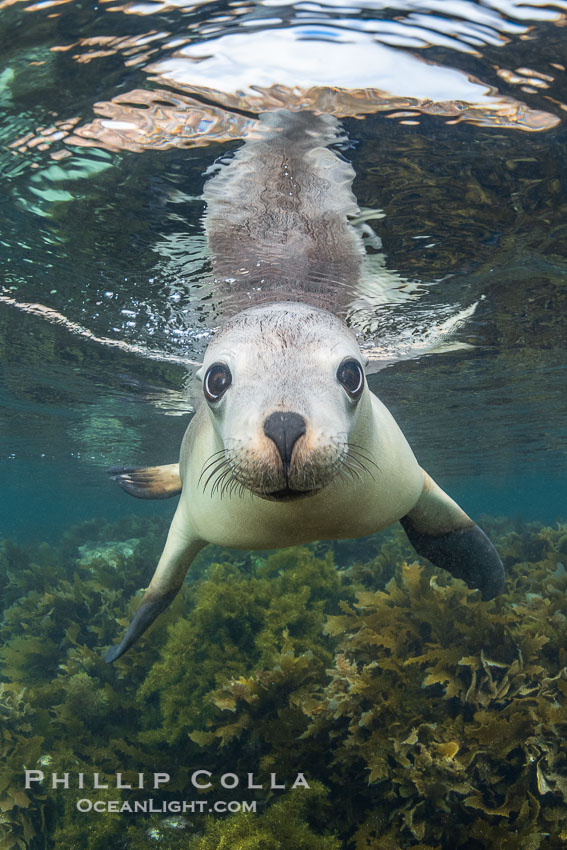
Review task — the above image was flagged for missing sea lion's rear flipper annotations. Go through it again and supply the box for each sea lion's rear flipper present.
[400,470,505,600]
[109,464,182,499]
[105,507,204,663]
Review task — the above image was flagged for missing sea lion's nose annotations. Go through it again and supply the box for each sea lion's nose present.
[263,411,306,471]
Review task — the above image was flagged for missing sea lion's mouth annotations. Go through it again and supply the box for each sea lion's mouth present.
[262,486,320,502]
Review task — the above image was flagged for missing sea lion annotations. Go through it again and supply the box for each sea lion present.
[106,111,504,663]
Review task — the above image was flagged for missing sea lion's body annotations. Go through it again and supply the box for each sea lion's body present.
[106,110,505,663]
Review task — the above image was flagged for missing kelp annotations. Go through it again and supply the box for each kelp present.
[193,521,567,849]
[138,546,349,747]
[305,556,567,848]
[190,782,340,850]
[0,520,349,847]
[55,782,340,850]
[0,685,46,850]
[1,516,567,847]
[0,519,175,848]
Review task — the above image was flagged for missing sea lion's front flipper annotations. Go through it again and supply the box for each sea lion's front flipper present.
[400,470,505,600]
[109,463,182,499]
[105,507,204,662]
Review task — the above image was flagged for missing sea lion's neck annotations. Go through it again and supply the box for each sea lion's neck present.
[203,109,364,319]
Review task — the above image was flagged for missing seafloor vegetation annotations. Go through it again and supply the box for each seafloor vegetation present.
[1,514,567,849]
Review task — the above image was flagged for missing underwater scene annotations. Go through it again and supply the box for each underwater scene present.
[1,0,567,847]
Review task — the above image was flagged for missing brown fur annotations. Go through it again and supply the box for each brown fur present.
[203,110,364,317]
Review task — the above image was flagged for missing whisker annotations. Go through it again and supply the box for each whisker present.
[228,469,247,500]
[337,443,376,481]
[348,447,379,476]
[336,464,355,486]
[212,468,232,496]
[203,459,230,493]
[340,456,364,483]
[198,450,228,485]
[215,456,248,500]
[347,441,376,457]
[201,449,227,466]
[348,456,373,472]
[346,458,364,481]
[225,477,239,499]
[221,471,238,499]
[348,442,380,469]
[347,453,370,474]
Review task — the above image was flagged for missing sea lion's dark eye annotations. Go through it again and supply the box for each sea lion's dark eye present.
[204,363,232,402]
[337,358,364,399]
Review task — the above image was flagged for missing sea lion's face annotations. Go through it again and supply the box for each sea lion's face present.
[196,305,371,501]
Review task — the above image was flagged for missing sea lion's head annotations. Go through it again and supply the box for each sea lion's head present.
[196,302,371,501]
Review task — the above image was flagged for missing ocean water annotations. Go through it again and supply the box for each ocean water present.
[1,1,567,848]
